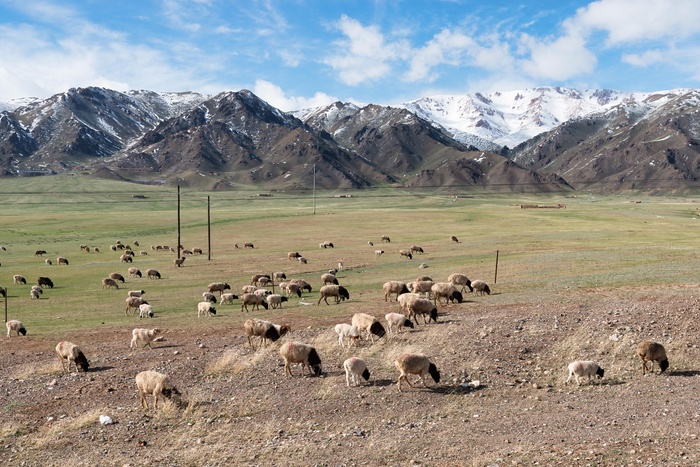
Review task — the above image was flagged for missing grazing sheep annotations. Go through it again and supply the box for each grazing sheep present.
[197,301,217,317]
[254,288,272,298]
[298,256,308,264]
[126,296,148,316]
[406,297,439,324]
[372,249,385,258]
[138,304,154,318]
[0,286,5,298]
[35,250,47,256]
[321,273,339,285]
[6,319,27,337]
[241,285,258,295]
[636,340,669,375]
[450,236,460,243]
[244,318,287,348]
[45,259,52,265]
[244,242,255,249]
[110,245,118,252]
[102,278,119,289]
[128,289,146,298]
[566,360,604,386]
[383,280,410,302]
[94,247,100,253]
[207,282,230,296]
[410,245,424,254]
[133,241,139,247]
[279,341,322,377]
[30,288,41,299]
[430,282,463,305]
[173,257,186,267]
[395,353,441,392]
[416,275,433,282]
[471,279,491,296]
[13,274,26,285]
[55,341,89,372]
[139,250,148,256]
[398,249,413,260]
[283,283,302,298]
[135,371,180,409]
[381,236,391,243]
[38,276,54,288]
[351,313,386,342]
[288,279,312,293]
[120,254,133,263]
[385,313,415,333]
[251,274,271,286]
[273,272,286,281]
[407,280,434,297]
[335,323,361,348]
[146,269,161,279]
[130,328,162,349]
[31,285,43,295]
[109,272,126,283]
[368,241,374,246]
[318,285,350,305]
[241,293,269,312]
[220,293,239,305]
[181,249,193,256]
[287,251,301,260]
[128,267,142,278]
[344,357,370,387]
[202,292,218,304]
[266,294,288,309]
[447,273,473,293]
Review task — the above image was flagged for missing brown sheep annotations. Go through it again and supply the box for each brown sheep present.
[395,353,441,392]
[636,340,669,375]
[101,277,120,289]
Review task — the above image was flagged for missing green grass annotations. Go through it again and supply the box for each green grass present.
[1,174,700,335]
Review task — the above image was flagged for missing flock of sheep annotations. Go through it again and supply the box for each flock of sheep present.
[2,233,673,411]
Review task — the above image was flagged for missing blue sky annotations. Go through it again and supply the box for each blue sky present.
[1,0,699,110]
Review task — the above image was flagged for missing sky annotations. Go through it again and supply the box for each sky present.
[1,0,699,111]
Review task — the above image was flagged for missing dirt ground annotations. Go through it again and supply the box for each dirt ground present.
[3,286,700,466]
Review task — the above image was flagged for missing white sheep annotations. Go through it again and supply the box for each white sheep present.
[197,301,217,317]
[6,319,27,337]
[128,289,146,298]
[398,249,413,260]
[636,340,669,375]
[471,279,491,296]
[254,288,271,298]
[297,256,308,264]
[318,285,350,305]
[381,235,391,243]
[202,292,218,304]
[57,256,69,265]
[279,341,322,377]
[128,267,142,278]
[55,341,89,372]
[407,280,434,297]
[207,282,230,295]
[135,370,180,409]
[397,293,422,314]
[430,282,463,305]
[343,357,370,387]
[244,318,290,348]
[241,293,269,312]
[13,274,26,285]
[406,297,439,324]
[384,313,415,333]
[45,259,52,265]
[273,272,287,281]
[447,273,473,293]
[220,293,239,305]
[351,313,386,342]
[241,285,258,295]
[130,328,162,349]
[383,281,410,302]
[375,250,384,257]
[288,279,312,294]
[335,323,360,348]
[394,353,441,392]
[30,288,40,300]
[126,296,148,316]
[266,294,288,309]
[251,274,271,286]
[321,273,339,285]
[31,285,43,296]
[566,360,604,385]
[139,303,154,319]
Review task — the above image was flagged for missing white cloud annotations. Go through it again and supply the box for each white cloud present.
[621,49,665,67]
[253,79,338,111]
[518,29,597,81]
[324,15,409,86]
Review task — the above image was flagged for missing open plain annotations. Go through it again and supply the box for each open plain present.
[2,177,700,466]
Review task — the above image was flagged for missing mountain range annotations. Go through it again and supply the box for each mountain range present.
[1,86,698,193]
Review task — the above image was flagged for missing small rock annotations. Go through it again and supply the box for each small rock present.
[99,415,114,425]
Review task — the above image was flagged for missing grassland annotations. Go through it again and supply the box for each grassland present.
[2,175,700,465]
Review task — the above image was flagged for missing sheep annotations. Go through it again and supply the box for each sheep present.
[471,279,491,296]
[202,292,218,304]
[135,371,180,409]
[298,256,308,264]
[383,280,410,302]
[109,272,126,283]
[241,293,269,312]
[406,297,439,324]
[636,340,669,375]
[133,241,139,247]
[139,303,154,319]
[30,288,41,299]
[351,313,386,342]
[407,280,434,297]
[287,251,301,260]
[279,341,322,377]
[110,245,118,252]
[31,285,43,295]
[244,318,287,348]
[251,274,271,286]
[130,328,162,349]
[55,341,89,372]
[395,353,441,392]
[94,247,100,253]
[146,269,161,279]
[381,235,391,242]
[6,319,27,337]
[207,282,230,296]
[283,283,302,298]
[244,242,254,249]
[398,249,413,260]
[385,313,415,333]
[34,250,47,256]
[450,236,460,243]
[321,273,339,285]
[182,249,193,256]
[367,241,374,246]
[447,273,473,293]
[335,323,361,348]
[430,282,463,305]
[220,293,239,305]
[128,267,142,278]
[120,254,133,263]
[566,360,604,385]
[0,286,5,298]
[128,289,146,298]
[101,278,120,289]
[254,288,272,298]
[45,259,52,265]
[321,241,334,248]
[13,274,26,285]
[273,272,286,281]
[410,245,424,254]
[416,275,433,282]
[126,296,148,316]
[344,357,370,387]
[38,276,54,288]
[241,285,258,295]
[375,250,384,257]
[173,257,186,267]
[197,301,217,317]
[288,279,312,293]
[318,285,350,305]
[266,294,288,309]
[256,276,272,288]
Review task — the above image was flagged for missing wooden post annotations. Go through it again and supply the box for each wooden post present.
[207,196,211,261]
[494,250,499,284]
[177,185,181,260]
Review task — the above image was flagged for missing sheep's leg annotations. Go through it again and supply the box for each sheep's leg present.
[346,371,351,387]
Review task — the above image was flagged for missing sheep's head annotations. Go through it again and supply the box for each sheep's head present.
[339,287,350,300]
[260,301,269,310]
[659,359,669,373]
[308,349,322,376]
[451,291,463,303]
[404,319,415,329]
[429,307,438,323]
[18,327,27,336]
[596,367,605,379]
[428,363,441,384]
